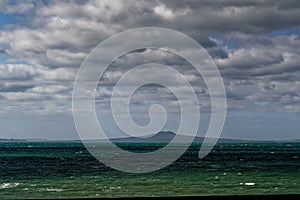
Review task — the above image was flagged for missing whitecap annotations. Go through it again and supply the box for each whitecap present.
[244,182,255,186]
[110,186,121,190]
[0,183,20,189]
[45,188,63,192]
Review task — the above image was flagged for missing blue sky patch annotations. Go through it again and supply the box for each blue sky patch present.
[0,12,17,28]
[263,28,299,38]
[210,34,238,50]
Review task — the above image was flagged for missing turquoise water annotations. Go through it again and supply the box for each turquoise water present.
[0,142,299,199]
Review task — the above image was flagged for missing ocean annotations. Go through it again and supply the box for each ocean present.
[0,142,299,199]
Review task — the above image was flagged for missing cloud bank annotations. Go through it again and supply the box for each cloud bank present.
[0,0,299,139]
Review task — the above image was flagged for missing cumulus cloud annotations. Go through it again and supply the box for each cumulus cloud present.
[0,64,37,80]
[0,0,300,119]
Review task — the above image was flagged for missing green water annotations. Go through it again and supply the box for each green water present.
[0,142,299,199]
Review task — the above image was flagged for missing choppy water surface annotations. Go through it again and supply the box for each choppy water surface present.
[0,142,299,199]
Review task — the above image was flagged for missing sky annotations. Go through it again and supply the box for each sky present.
[0,0,300,140]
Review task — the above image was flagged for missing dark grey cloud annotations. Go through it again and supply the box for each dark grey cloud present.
[0,49,8,54]
[157,0,300,35]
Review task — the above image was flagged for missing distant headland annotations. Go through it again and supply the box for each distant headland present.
[1,131,299,143]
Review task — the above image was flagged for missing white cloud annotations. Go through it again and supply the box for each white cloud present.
[38,68,76,81]
[0,64,37,80]
[0,0,300,117]
[154,4,190,20]
[154,4,175,19]
[30,85,69,94]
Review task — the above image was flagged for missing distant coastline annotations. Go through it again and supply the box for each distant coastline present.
[1,131,299,143]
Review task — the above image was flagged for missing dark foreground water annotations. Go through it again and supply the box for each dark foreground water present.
[0,142,299,199]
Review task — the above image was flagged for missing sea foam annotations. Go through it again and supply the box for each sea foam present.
[0,183,20,189]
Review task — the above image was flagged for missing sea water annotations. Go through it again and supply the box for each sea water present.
[0,142,299,199]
